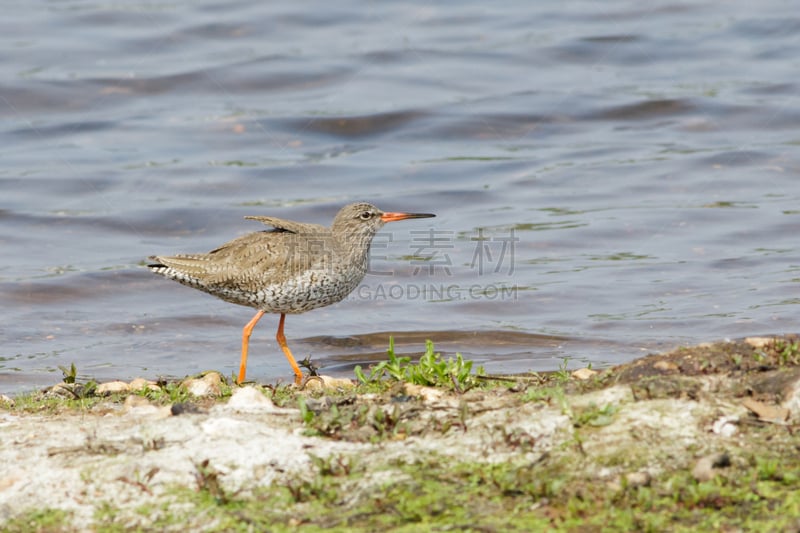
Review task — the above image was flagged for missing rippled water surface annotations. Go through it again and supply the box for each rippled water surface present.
[2,1,800,393]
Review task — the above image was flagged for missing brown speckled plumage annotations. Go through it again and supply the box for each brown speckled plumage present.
[148,202,435,383]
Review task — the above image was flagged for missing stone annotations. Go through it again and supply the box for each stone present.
[744,337,773,349]
[571,368,598,380]
[710,415,739,437]
[692,452,731,482]
[96,381,131,395]
[302,375,355,392]
[224,386,277,413]
[129,378,160,392]
[404,383,445,402]
[625,471,651,488]
[47,382,79,398]
[182,372,223,397]
[653,360,678,372]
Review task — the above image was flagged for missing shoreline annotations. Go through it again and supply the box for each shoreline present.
[2,335,799,531]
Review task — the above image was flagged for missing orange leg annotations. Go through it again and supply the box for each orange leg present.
[238,310,265,384]
[276,313,304,384]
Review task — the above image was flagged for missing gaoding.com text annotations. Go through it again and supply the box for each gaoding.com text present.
[348,283,518,302]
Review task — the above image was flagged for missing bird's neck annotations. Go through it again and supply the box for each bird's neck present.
[335,232,375,263]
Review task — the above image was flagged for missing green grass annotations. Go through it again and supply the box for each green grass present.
[773,339,800,365]
[2,509,74,533]
[354,337,484,391]
[571,402,619,428]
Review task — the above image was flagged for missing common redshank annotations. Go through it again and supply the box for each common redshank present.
[148,202,435,384]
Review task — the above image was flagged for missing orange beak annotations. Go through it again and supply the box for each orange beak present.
[380,211,436,223]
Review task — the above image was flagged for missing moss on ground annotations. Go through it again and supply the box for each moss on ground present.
[32,444,800,532]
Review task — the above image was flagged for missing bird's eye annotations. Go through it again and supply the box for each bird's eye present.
[359,211,373,220]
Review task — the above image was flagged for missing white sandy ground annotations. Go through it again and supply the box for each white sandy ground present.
[0,378,772,530]
[0,386,570,527]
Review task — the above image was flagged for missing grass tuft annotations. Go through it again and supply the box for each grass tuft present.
[354,338,484,391]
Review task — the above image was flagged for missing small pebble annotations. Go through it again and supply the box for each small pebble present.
[96,381,130,396]
[129,378,160,392]
[47,382,79,398]
[692,452,731,482]
[571,368,598,380]
[744,337,772,349]
[711,416,739,437]
[653,361,679,372]
[225,386,276,412]
[182,372,223,397]
[625,471,651,488]
[303,375,355,391]
[404,383,445,402]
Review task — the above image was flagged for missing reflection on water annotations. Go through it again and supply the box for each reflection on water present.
[1,1,800,393]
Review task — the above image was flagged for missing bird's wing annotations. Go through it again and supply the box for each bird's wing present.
[244,216,324,235]
[151,226,333,290]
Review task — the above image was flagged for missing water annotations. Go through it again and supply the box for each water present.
[2,0,799,393]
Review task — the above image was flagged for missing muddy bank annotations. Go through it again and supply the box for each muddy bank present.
[2,336,800,531]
